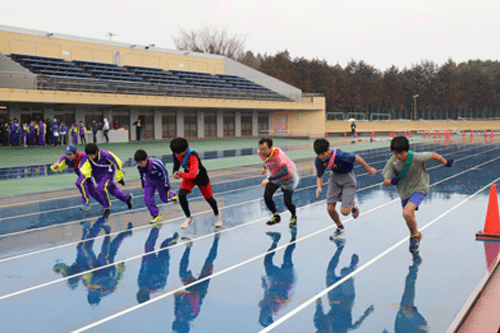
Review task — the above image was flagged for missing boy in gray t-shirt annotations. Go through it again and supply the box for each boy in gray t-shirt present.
[382,136,453,253]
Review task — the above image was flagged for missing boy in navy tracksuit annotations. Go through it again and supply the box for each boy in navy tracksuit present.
[134,149,178,226]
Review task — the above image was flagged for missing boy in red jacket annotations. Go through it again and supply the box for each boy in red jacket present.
[170,137,222,229]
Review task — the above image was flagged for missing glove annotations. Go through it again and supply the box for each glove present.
[118,179,125,186]
[391,177,399,185]
[445,159,454,167]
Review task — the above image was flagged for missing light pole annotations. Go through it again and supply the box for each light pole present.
[413,94,419,121]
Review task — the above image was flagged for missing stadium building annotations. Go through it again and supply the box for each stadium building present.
[0,25,326,142]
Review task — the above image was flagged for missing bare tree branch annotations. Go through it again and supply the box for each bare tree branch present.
[172,25,246,60]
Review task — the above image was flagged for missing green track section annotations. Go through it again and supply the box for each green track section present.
[1,136,429,197]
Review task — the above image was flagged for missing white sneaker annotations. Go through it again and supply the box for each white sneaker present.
[214,214,223,228]
[181,217,193,229]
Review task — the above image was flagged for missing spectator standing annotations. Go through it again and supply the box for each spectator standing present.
[79,121,86,144]
[2,122,9,146]
[91,120,98,144]
[133,117,142,141]
[102,118,110,144]
[60,122,68,145]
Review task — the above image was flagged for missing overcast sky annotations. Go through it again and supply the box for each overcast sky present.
[1,0,499,71]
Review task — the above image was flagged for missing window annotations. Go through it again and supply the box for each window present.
[162,111,177,138]
[258,114,269,135]
[204,111,217,137]
[184,111,197,138]
[223,113,235,137]
[241,112,252,136]
[112,110,129,130]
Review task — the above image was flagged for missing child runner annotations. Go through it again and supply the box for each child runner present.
[170,137,222,229]
[134,149,179,226]
[382,136,453,252]
[258,137,300,227]
[313,138,377,239]
[51,144,102,211]
[85,143,133,219]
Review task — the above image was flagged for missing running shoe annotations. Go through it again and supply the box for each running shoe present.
[168,190,179,204]
[266,215,281,226]
[409,232,423,253]
[214,214,223,228]
[352,202,359,218]
[149,214,163,224]
[289,216,297,227]
[330,226,345,239]
[102,208,111,219]
[150,215,163,228]
[80,203,91,211]
[126,193,133,209]
[181,216,193,229]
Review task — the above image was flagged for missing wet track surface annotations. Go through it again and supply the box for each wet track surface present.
[1,140,499,332]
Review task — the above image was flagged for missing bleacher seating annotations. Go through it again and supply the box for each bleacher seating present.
[8,53,291,101]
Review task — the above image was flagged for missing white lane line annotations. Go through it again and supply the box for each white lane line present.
[0,143,490,231]
[70,165,500,332]
[0,165,323,222]
[0,157,325,209]
[0,145,496,302]
[69,198,400,333]
[0,147,484,263]
[258,176,500,333]
[0,142,483,212]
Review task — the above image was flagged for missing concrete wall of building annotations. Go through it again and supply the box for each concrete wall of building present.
[0,53,36,89]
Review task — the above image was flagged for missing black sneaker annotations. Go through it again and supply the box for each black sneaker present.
[289,216,297,227]
[266,215,281,226]
[126,194,133,209]
[102,208,111,219]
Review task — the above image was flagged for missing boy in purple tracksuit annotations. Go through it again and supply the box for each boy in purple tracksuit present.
[51,144,102,211]
[20,122,28,147]
[11,119,19,146]
[38,120,46,147]
[70,124,78,144]
[29,121,36,145]
[85,143,133,219]
[79,121,86,144]
[134,149,178,225]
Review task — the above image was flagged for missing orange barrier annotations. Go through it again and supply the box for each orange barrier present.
[476,184,500,239]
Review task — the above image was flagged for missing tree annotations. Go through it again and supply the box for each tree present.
[172,25,246,60]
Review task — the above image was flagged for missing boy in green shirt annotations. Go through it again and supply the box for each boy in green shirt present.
[382,136,453,252]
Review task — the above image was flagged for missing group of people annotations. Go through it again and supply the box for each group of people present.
[54,134,454,254]
[0,117,129,148]
[0,118,88,147]
[257,135,452,254]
